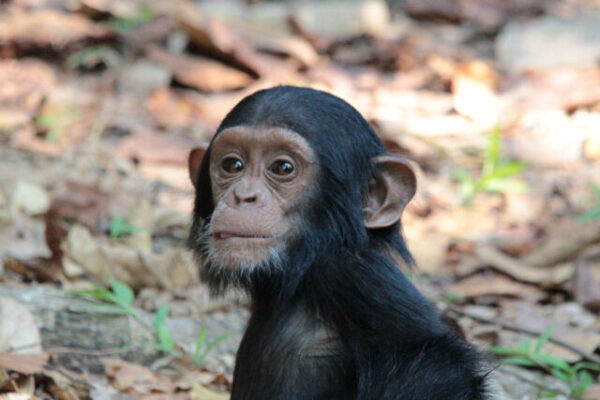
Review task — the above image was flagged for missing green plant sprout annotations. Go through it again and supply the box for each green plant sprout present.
[579,182,600,222]
[490,326,600,398]
[67,45,120,71]
[454,127,528,205]
[193,327,228,368]
[35,105,79,143]
[109,217,145,239]
[110,5,154,33]
[73,280,226,366]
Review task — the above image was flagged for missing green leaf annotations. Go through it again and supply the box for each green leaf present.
[539,390,558,398]
[536,354,571,372]
[483,127,501,176]
[204,334,228,357]
[193,330,228,367]
[489,344,529,357]
[484,161,525,180]
[153,305,173,353]
[574,362,600,372]
[517,340,533,353]
[155,324,174,353]
[72,287,117,303]
[153,305,169,331]
[578,370,593,390]
[534,326,553,355]
[591,182,600,198]
[457,178,476,205]
[480,178,528,193]
[109,217,145,239]
[196,327,207,348]
[111,280,134,306]
[453,169,472,183]
[580,207,600,222]
[549,368,570,382]
[500,356,539,367]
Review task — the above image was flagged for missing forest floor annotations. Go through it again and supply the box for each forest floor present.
[1,0,600,399]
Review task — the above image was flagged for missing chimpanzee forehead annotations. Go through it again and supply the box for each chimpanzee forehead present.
[211,125,316,159]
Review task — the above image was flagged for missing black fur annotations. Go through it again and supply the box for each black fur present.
[189,86,490,399]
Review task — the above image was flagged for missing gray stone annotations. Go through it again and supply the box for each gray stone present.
[496,12,600,72]
[117,60,171,94]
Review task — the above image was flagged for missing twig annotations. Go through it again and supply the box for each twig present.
[497,365,570,396]
[473,245,572,285]
[447,305,600,364]
[522,222,600,268]
[44,364,93,388]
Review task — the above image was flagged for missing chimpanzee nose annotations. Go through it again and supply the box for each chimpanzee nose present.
[229,179,262,208]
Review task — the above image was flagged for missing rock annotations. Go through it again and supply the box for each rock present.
[0,297,43,354]
[192,0,390,39]
[497,12,600,72]
[117,60,171,94]
[10,181,50,216]
[505,110,585,166]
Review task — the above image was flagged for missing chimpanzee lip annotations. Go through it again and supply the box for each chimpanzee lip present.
[213,231,272,240]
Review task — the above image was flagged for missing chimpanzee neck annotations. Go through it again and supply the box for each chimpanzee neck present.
[250,245,381,313]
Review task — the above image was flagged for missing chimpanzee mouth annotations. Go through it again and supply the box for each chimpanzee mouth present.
[213,232,272,240]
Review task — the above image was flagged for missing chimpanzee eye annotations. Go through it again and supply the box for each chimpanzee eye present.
[269,159,295,176]
[221,157,244,173]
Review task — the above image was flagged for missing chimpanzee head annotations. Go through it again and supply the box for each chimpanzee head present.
[188,86,416,295]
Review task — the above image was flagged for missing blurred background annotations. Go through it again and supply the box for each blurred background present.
[1,0,600,399]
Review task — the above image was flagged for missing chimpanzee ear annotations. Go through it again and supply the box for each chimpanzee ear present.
[363,154,416,229]
[188,145,208,189]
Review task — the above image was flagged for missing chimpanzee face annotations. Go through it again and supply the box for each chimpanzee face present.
[202,126,317,271]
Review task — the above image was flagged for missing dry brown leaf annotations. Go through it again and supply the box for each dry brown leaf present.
[506,67,600,113]
[253,35,318,68]
[403,0,545,32]
[44,182,109,260]
[113,129,197,166]
[143,247,199,290]
[175,3,257,75]
[0,298,43,355]
[0,110,30,134]
[0,215,52,261]
[573,261,600,312]
[138,163,190,191]
[584,133,600,161]
[146,88,204,130]
[0,60,55,114]
[583,384,600,399]
[175,3,296,80]
[449,273,544,300]
[0,353,49,375]
[0,10,114,57]
[62,224,198,289]
[103,359,174,395]
[452,61,500,128]
[190,382,230,400]
[12,125,63,156]
[73,0,143,19]
[473,245,574,286]
[148,47,253,92]
[61,224,158,289]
